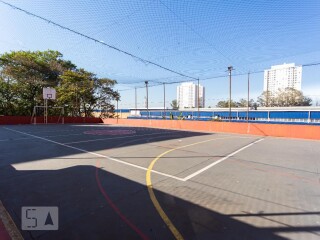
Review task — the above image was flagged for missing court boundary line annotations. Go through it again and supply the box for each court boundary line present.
[182,138,264,181]
[4,127,264,182]
[146,137,264,239]
[4,127,186,181]
[4,127,264,239]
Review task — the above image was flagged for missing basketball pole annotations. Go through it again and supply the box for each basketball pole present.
[62,107,65,124]
[44,98,48,124]
[31,106,36,124]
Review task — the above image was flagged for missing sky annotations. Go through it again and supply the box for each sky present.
[0,0,320,108]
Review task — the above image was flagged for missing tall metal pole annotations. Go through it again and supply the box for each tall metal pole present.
[43,99,45,124]
[115,90,119,123]
[247,72,250,122]
[228,66,233,121]
[197,78,200,120]
[75,83,78,117]
[135,87,137,115]
[116,98,119,123]
[45,98,48,124]
[145,81,149,119]
[62,107,65,124]
[163,82,166,119]
[266,71,269,107]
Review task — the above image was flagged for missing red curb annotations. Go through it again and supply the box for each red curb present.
[0,219,11,240]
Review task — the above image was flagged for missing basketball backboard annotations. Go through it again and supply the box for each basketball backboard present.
[43,88,56,100]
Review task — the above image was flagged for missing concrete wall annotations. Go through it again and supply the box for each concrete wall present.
[0,116,103,125]
[102,118,320,140]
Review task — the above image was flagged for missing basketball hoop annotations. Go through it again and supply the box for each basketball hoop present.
[43,88,56,100]
[42,88,56,124]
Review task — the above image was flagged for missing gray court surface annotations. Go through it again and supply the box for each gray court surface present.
[0,124,319,240]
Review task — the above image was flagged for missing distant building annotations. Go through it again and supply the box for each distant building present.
[264,63,302,95]
[177,82,205,109]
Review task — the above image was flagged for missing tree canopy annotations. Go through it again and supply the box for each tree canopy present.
[0,50,119,117]
[257,88,312,107]
[216,88,311,108]
[216,99,257,109]
[171,99,179,110]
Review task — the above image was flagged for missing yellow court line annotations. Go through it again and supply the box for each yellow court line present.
[146,149,184,240]
[146,136,234,240]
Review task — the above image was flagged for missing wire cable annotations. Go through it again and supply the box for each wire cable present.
[0,0,199,81]
[117,61,320,91]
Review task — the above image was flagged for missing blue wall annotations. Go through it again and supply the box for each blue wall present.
[139,110,320,120]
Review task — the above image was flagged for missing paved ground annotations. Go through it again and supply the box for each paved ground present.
[0,124,319,240]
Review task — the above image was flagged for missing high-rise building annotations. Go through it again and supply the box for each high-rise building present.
[264,63,302,95]
[177,82,205,109]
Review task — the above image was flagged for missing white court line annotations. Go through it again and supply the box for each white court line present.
[4,127,264,182]
[182,138,264,181]
[4,127,185,181]
[64,131,176,144]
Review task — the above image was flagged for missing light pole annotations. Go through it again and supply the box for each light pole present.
[135,87,137,115]
[145,81,149,119]
[228,66,234,121]
[163,82,166,119]
[197,78,200,120]
[116,91,119,123]
[247,71,250,122]
[266,70,269,107]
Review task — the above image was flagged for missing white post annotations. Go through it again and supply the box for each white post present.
[44,98,48,124]
[308,111,311,123]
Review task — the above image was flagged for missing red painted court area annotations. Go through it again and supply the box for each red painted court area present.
[84,129,136,135]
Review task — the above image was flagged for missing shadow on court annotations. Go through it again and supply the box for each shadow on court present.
[0,125,319,239]
[1,164,312,240]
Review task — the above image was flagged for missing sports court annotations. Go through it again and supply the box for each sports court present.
[0,124,319,240]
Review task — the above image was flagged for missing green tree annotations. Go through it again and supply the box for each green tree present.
[277,88,312,106]
[171,99,179,110]
[95,78,119,118]
[257,91,278,107]
[216,100,237,108]
[0,75,19,115]
[0,50,119,117]
[237,98,255,108]
[257,88,312,107]
[57,69,119,117]
[0,50,120,116]
[0,50,75,115]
